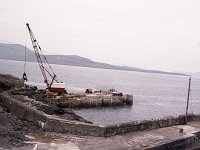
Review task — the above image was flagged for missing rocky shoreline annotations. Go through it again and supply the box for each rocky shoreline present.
[9,87,92,123]
[0,74,91,148]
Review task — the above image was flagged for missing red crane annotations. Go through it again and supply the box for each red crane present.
[26,23,65,92]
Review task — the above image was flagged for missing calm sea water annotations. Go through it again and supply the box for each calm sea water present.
[0,59,200,125]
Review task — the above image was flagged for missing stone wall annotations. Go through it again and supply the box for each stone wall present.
[0,92,105,136]
[53,94,133,108]
[0,92,47,123]
[103,115,193,137]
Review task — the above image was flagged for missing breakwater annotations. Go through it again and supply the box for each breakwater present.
[52,93,133,108]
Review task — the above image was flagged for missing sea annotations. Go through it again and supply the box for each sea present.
[0,59,200,125]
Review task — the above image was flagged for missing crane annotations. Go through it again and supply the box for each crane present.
[26,23,65,93]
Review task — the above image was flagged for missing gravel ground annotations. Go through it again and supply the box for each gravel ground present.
[0,106,43,149]
[0,74,41,148]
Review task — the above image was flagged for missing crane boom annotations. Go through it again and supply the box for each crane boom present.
[26,23,65,93]
[26,23,50,87]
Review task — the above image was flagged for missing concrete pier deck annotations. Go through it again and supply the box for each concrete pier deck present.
[15,121,200,150]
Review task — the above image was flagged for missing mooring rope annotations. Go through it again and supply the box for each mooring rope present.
[24,27,27,73]
[190,92,194,115]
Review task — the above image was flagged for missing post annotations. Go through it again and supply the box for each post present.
[185,75,191,124]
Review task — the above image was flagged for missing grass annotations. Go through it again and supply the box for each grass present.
[34,135,55,143]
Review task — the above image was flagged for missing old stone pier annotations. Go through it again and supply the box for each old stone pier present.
[1,92,200,149]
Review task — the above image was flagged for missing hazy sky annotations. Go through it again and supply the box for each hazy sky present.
[0,0,200,72]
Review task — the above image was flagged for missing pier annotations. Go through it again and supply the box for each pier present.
[52,91,133,108]
[1,91,200,149]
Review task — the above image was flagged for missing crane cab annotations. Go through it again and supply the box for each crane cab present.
[49,82,65,92]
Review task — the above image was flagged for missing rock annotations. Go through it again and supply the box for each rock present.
[0,106,4,113]
[54,108,65,115]
[63,108,74,114]
[0,74,23,92]
[59,108,93,124]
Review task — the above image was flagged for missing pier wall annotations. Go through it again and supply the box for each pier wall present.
[103,115,193,137]
[148,136,198,150]
[0,92,105,137]
[0,92,198,137]
[53,94,133,108]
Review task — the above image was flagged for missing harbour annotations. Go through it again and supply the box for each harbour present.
[0,59,200,125]
[1,73,200,149]
[1,1,200,149]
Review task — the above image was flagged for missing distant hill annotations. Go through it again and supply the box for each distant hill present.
[0,43,187,76]
[0,43,35,61]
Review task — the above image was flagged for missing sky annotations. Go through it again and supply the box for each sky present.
[0,0,200,73]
